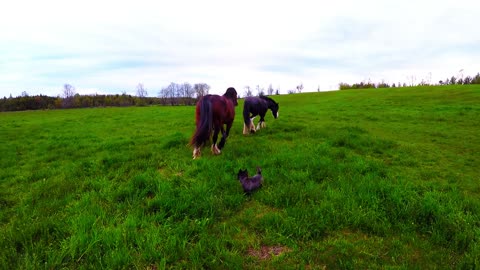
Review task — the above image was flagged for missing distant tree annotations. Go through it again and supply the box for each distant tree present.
[136,83,147,98]
[287,89,296,94]
[317,85,320,92]
[472,73,480,84]
[267,84,274,95]
[63,84,76,99]
[158,86,169,105]
[449,76,457,85]
[339,82,352,90]
[408,75,416,86]
[244,86,253,97]
[275,87,280,95]
[167,82,179,105]
[296,83,303,93]
[256,85,265,96]
[182,82,195,105]
[135,83,147,106]
[193,83,210,99]
[463,76,472,85]
[377,80,390,88]
[418,79,428,86]
[62,84,76,108]
[21,91,29,97]
[458,69,464,82]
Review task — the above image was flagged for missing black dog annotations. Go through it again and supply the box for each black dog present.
[237,167,263,194]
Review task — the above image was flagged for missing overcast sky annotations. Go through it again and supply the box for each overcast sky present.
[1,0,479,97]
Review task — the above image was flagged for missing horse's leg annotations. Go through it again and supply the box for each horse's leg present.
[218,126,226,149]
[249,116,256,133]
[193,147,201,159]
[257,114,266,130]
[211,126,221,155]
[243,123,248,135]
[219,121,232,149]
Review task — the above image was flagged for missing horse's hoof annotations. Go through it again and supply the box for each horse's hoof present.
[193,148,201,159]
[211,144,221,155]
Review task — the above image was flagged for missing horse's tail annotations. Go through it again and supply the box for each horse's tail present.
[191,97,213,148]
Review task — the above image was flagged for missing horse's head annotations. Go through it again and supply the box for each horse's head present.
[270,101,279,119]
[224,87,238,106]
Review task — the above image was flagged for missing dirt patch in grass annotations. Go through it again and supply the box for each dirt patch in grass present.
[247,245,292,260]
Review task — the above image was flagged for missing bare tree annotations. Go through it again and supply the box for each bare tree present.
[158,86,169,105]
[296,83,304,93]
[63,84,76,99]
[136,83,147,97]
[167,82,179,105]
[63,84,76,108]
[193,83,210,99]
[267,84,274,95]
[244,86,253,97]
[256,85,265,96]
[182,82,195,105]
[408,75,416,86]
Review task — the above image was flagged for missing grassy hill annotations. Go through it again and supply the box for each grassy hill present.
[1,85,479,269]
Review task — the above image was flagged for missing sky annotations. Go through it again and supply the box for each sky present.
[1,0,479,98]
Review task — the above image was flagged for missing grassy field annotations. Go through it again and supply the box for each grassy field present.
[1,85,479,269]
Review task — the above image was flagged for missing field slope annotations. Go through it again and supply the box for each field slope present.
[1,85,479,269]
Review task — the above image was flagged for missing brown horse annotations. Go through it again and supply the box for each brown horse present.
[191,87,238,159]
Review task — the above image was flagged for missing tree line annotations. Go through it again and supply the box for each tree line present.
[3,71,480,112]
[339,72,480,90]
[0,82,211,112]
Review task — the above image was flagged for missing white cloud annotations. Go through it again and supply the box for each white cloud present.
[1,0,479,97]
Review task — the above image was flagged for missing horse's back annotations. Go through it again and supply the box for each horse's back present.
[204,95,235,124]
[244,96,267,115]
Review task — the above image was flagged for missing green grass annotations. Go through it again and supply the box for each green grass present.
[1,85,479,269]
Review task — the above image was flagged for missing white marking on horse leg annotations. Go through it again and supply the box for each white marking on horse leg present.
[193,147,201,159]
[211,144,221,155]
[256,122,261,130]
[243,123,248,135]
[261,121,266,128]
[250,121,256,132]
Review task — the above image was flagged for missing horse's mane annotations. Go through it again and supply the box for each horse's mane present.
[259,95,276,104]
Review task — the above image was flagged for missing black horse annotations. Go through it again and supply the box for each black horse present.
[242,95,279,134]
